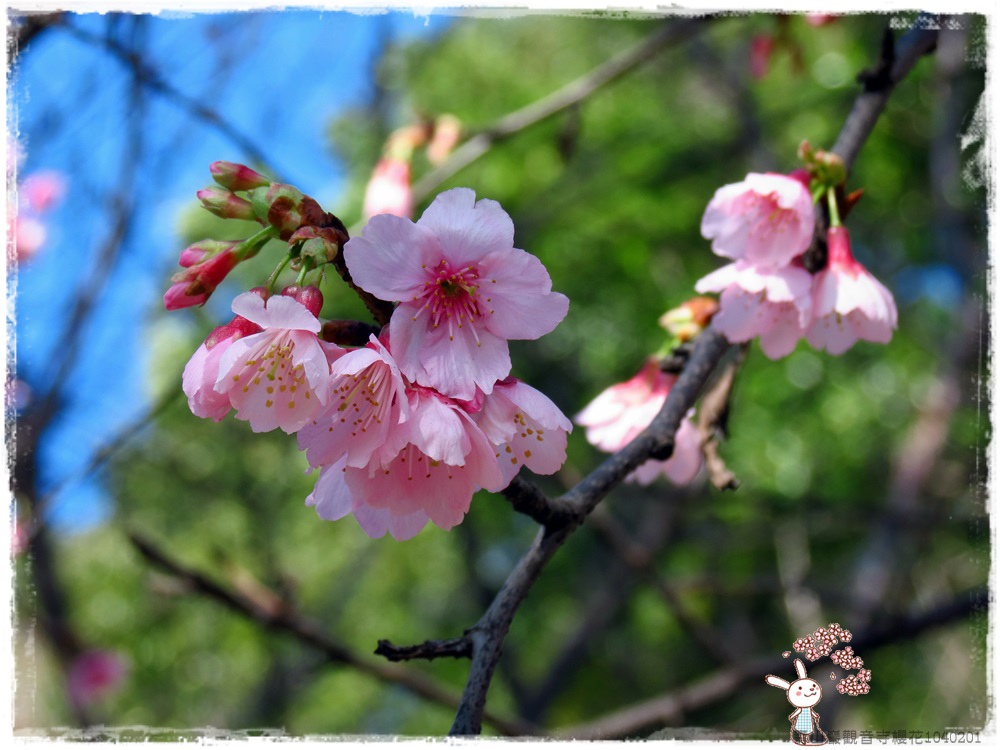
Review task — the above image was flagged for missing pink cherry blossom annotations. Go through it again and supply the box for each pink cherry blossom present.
[701,172,815,268]
[806,226,897,355]
[344,188,569,400]
[362,157,414,220]
[21,170,66,213]
[14,215,47,262]
[695,260,813,360]
[214,292,343,433]
[183,314,263,421]
[575,359,703,486]
[297,335,409,470]
[307,385,505,539]
[472,377,572,485]
[67,650,128,708]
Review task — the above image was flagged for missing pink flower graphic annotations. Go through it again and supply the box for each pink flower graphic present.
[806,226,897,355]
[472,377,572,485]
[344,188,569,400]
[695,260,813,359]
[575,359,703,486]
[701,172,815,269]
[214,292,343,433]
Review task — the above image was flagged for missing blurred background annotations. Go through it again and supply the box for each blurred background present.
[6,9,990,738]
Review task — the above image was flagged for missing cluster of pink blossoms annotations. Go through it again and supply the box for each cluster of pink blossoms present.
[575,359,702,486]
[177,173,571,540]
[695,172,897,358]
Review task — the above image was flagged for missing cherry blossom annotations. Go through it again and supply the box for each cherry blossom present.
[695,260,813,359]
[164,245,243,310]
[344,188,569,400]
[67,650,128,708]
[214,291,343,433]
[701,172,815,268]
[806,226,897,355]
[297,335,409,470]
[183,314,263,422]
[472,377,572,485]
[306,385,506,539]
[363,157,414,220]
[575,359,703,486]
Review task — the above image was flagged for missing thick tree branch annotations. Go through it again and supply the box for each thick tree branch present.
[412,16,711,204]
[127,530,537,736]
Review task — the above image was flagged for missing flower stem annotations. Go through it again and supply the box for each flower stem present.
[826,188,842,228]
[266,253,293,293]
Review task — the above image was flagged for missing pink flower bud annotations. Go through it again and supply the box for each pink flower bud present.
[209,161,271,192]
[750,35,775,79]
[427,115,462,165]
[178,239,239,267]
[280,285,324,317]
[164,247,242,310]
[197,186,257,221]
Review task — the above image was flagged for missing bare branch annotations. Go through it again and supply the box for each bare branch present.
[695,344,747,491]
[375,637,472,663]
[832,16,940,172]
[412,16,712,204]
[449,328,732,735]
[127,530,538,736]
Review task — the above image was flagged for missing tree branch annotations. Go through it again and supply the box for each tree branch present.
[832,16,940,172]
[127,530,537,736]
[449,328,732,735]
[375,637,472,663]
[411,16,712,205]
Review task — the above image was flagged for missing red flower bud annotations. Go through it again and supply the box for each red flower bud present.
[209,161,271,192]
[280,285,324,317]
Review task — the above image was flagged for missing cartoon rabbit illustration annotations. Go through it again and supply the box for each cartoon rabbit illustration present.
[766,659,829,746]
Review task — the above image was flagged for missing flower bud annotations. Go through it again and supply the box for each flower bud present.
[209,161,271,192]
[178,239,239,267]
[658,296,719,342]
[164,247,242,310]
[427,115,462,165]
[280,285,324,317]
[198,186,256,221]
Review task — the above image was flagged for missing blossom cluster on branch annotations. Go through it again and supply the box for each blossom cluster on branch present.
[170,164,571,540]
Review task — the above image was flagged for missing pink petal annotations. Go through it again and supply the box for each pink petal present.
[306,461,354,521]
[416,188,516,265]
[182,340,233,421]
[343,216,441,301]
[231,293,320,333]
[479,249,569,340]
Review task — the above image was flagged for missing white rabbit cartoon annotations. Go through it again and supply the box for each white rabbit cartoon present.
[765,658,829,746]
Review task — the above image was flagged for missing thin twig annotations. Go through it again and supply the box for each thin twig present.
[695,344,747,491]
[375,637,473,663]
[411,16,712,205]
[127,530,538,737]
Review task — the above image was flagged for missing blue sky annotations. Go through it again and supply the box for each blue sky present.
[10,10,449,531]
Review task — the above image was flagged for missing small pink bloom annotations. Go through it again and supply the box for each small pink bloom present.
[21,170,66,213]
[473,377,572,485]
[215,292,343,434]
[575,359,703,486]
[307,385,505,539]
[14,215,46,262]
[750,34,775,79]
[345,188,569,400]
[363,157,414,220]
[297,335,409,470]
[183,315,263,422]
[209,160,271,192]
[701,173,815,268]
[164,247,242,310]
[695,260,813,359]
[806,226,897,355]
[67,650,128,708]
